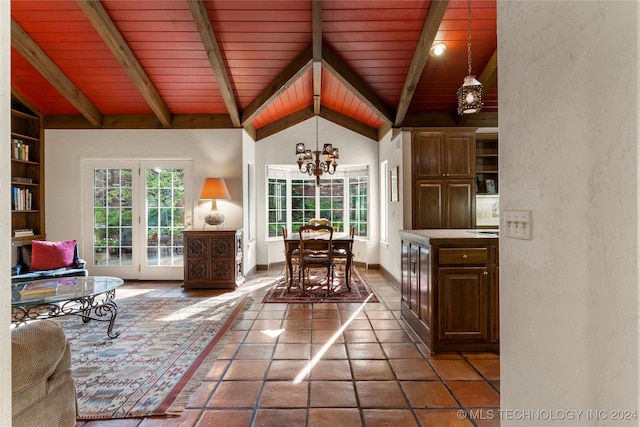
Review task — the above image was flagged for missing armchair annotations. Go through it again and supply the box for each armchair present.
[12,319,77,427]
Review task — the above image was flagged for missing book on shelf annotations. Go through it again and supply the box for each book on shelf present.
[12,176,33,184]
[11,138,29,161]
[12,187,33,210]
[14,229,34,237]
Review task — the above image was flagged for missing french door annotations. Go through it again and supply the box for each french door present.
[83,160,192,280]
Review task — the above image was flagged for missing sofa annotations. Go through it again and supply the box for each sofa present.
[12,320,77,427]
[12,240,88,284]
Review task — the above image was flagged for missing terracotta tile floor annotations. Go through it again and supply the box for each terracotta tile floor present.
[76,267,500,427]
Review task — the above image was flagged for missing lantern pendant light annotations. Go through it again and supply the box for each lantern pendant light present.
[457,0,484,115]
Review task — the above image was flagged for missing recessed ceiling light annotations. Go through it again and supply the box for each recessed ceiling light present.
[429,42,447,57]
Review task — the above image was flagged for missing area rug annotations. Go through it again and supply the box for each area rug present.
[53,290,248,419]
[262,267,379,303]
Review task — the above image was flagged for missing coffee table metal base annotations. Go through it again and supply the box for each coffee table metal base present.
[12,289,120,339]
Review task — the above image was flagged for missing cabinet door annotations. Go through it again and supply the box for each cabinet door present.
[208,234,234,283]
[414,180,444,229]
[444,132,475,178]
[417,245,432,325]
[185,235,210,283]
[445,180,475,229]
[437,266,488,341]
[401,240,411,305]
[413,133,444,178]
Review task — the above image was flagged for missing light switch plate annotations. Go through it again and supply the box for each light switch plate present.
[504,210,532,240]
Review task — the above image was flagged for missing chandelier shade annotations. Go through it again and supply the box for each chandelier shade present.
[295,116,339,186]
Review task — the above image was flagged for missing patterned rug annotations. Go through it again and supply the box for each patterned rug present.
[53,290,248,419]
[262,267,379,303]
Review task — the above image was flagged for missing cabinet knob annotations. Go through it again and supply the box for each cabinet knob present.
[462,254,468,259]
[483,271,489,276]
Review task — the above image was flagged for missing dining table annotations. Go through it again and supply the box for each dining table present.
[284,231,354,290]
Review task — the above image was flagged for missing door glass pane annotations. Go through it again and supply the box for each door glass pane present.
[267,178,287,237]
[146,168,185,266]
[92,168,133,266]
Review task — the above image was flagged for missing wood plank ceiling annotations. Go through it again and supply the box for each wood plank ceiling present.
[10,0,497,141]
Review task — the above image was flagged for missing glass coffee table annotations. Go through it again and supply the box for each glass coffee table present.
[11,276,124,339]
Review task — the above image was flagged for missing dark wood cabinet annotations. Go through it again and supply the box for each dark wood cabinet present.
[412,131,476,229]
[400,230,498,354]
[183,229,244,289]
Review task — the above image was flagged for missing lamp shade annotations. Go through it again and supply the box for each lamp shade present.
[199,178,230,200]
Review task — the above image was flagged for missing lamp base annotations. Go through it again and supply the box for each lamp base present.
[204,210,225,228]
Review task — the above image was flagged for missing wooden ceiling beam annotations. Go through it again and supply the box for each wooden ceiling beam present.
[11,19,103,127]
[322,44,392,125]
[189,0,240,127]
[457,49,498,126]
[44,113,235,129]
[394,0,449,127]
[241,45,313,126]
[319,107,378,141]
[403,111,497,128]
[77,0,171,127]
[254,107,315,141]
[312,0,323,115]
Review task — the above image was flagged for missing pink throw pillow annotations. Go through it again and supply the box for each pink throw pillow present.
[31,240,77,271]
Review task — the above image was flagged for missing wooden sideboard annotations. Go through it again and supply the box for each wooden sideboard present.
[183,229,244,289]
[400,229,499,354]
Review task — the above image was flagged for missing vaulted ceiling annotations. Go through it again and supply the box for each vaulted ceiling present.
[10,0,497,141]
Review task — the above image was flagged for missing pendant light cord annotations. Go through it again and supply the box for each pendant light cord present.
[466,0,473,76]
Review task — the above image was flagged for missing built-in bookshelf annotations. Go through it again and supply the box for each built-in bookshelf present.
[11,99,45,242]
[475,133,499,194]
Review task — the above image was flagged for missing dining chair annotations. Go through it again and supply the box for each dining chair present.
[333,225,355,291]
[298,223,335,296]
[282,226,304,290]
[308,218,332,227]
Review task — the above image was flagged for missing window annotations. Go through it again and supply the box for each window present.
[267,166,368,238]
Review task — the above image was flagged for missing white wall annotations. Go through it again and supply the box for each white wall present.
[242,129,257,275]
[1,0,12,423]
[499,2,639,424]
[254,117,380,267]
[378,129,404,281]
[45,128,244,274]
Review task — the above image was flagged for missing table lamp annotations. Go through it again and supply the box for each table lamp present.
[199,177,230,228]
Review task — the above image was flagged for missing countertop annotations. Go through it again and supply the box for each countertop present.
[399,229,499,245]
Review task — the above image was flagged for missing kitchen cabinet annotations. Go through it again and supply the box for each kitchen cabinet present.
[412,131,476,229]
[183,229,244,289]
[400,230,499,354]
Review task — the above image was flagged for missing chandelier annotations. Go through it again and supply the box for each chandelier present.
[457,0,483,115]
[295,115,339,186]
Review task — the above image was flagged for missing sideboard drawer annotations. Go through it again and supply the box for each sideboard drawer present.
[438,247,487,265]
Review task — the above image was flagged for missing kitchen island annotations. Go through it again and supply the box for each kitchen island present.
[400,229,499,354]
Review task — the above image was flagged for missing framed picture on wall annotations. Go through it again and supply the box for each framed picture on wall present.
[390,166,399,202]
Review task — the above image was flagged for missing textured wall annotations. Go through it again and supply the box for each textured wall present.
[1,0,12,423]
[499,1,639,424]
